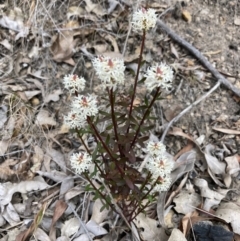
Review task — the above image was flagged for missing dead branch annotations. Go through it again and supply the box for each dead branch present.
[156,19,240,142]
[157,19,240,98]
[160,81,221,142]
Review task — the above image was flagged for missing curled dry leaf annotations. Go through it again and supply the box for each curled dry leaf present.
[204,144,226,175]
[194,178,229,211]
[168,228,187,241]
[173,189,201,214]
[35,109,57,127]
[86,220,108,236]
[215,202,240,235]
[34,228,51,241]
[0,176,49,205]
[51,20,80,65]
[84,0,107,16]
[133,213,163,241]
[61,217,79,237]
[37,170,68,183]
[225,154,240,176]
[0,159,19,180]
[44,89,63,103]
[90,198,109,224]
[212,127,240,135]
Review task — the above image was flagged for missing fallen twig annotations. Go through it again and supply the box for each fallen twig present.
[160,81,221,142]
[157,19,240,97]
[156,19,240,142]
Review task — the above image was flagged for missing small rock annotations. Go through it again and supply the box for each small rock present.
[182,10,192,22]
[234,17,240,26]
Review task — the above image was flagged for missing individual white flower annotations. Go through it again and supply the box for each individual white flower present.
[147,141,166,156]
[70,152,92,174]
[72,94,99,118]
[151,175,172,193]
[153,156,174,176]
[92,56,125,89]
[64,110,86,129]
[63,74,86,93]
[144,63,174,91]
[132,8,157,31]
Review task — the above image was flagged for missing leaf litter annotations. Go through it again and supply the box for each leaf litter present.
[0,0,240,240]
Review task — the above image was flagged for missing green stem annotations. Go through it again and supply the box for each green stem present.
[84,173,117,213]
[87,116,125,176]
[130,87,160,149]
[76,129,91,155]
[126,30,146,134]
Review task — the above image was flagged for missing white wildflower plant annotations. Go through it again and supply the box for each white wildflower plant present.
[144,63,174,91]
[132,8,157,31]
[92,56,125,89]
[64,110,86,129]
[70,152,92,174]
[72,94,99,118]
[145,141,174,194]
[62,8,175,223]
[63,74,86,93]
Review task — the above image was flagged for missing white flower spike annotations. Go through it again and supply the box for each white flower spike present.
[72,94,99,118]
[147,141,166,156]
[92,56,125,89]
[63,74,86,93]
[64,110,86,129]
[70,152,92,174]
[144,63,174,91]
[132,8,157,31]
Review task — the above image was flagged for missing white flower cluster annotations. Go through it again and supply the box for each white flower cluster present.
[70,152,92,174]
[132,8,157,31]
[145,141,174,193]
[144,63,174,91]
[63,74,86,94]
[92,56,125,89]
[63,74,99,129]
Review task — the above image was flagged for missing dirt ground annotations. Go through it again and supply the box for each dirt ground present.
[0,0,240,240]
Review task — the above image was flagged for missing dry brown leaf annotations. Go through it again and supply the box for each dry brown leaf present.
[67,6,84,19]
[46,148,66,172]
[16,202,48,241]
[34,228,51,241]
[0,139,10,155]
[204,144,226,175]
[28,146,44,179]
[44,89,63,103]
[168,228,187,241]
[0,176,49,205]
[173,189,201,214]
[133,213,163,241]
[51,20,80,64]
[215,202,240,235]
[212,127,240,135]
[225,154,240,176]
[91,198,109,224]
[194,178,229,211]
[84,0,107,16]
[61,217,79,237]
[170,43,179,59]
[35,109,57,127]
[169,127,203,155]
[50,200,68,240]
[0,159,18,180]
